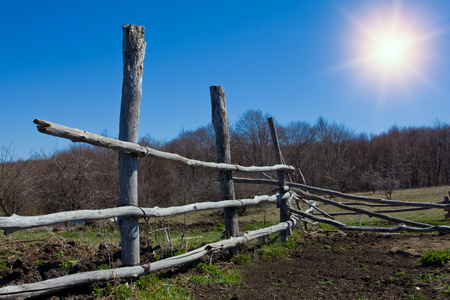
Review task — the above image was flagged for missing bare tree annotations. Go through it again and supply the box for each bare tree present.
[233,109,273,166]
[0,145,33,216]
[35,145,118,213]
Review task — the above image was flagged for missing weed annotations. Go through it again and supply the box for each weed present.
[395,270,408,277]
[283,237,298,250]
[33,259,45,267]
[54,250,64,259]
[92,282,114,298]
[440,283,450,295]
[418,270,449,283]
[59,257,76,268]
[320,279,334,286]
[0,249,11,255]
[389,276,399,282]
[0,261,9,271]
[96,263,110,270]
[114,284,132,300]
[418,273,434,283]
[92,285,102,298]
[418,249,450,267]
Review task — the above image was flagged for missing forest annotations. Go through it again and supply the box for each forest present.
[1,109,449,217]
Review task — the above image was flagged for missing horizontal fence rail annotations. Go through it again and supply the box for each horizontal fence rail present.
[0,218,297,299]
[289,208,450,233]
[233,177,450,209]
[0,193,293,234]
[34,119,295,173]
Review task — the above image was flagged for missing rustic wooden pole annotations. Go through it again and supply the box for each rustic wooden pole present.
[444,193,450,219]
[210,86,239,253]
[118,24,146,266]
[268,117,290,241]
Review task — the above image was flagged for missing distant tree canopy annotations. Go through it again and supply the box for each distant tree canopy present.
[1,111,449,215]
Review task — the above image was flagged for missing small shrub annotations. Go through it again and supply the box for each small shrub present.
[419,249,450,267]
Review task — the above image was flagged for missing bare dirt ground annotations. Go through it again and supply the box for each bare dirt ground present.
[1,225,450,299]
[191,231,450,300]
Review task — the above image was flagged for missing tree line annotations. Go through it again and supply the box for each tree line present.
[1,109,449,216]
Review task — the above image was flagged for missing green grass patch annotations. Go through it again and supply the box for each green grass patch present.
[230,253,252,266]
[93,274,190,300]
[212,223,225,232]
[317,223,337,231]
[189,262,242,286]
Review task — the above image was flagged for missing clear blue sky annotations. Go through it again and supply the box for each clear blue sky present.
[1,0,450,159]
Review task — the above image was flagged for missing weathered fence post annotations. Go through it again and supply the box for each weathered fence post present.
[444,192,450,219]
[268,117,290,241]
[118,24,146,266]
[210,86,239,253]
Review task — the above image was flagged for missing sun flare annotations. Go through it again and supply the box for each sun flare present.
[373,35,410,67]
[362,22,419,76]
[332,1,442,98]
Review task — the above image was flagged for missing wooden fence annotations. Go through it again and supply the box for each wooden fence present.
[0,24,450,299]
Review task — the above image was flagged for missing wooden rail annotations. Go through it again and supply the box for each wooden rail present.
[0,193,292,234]
[234,177,450,209]
[34,119,294,173]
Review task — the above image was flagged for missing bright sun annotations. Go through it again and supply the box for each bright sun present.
[363,23,418,76]
[333,1,440,98]
[374,35,409,66]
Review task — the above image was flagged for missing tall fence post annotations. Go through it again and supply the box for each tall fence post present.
[268,117,290,241]
[210,86,239,254]
[118,24,146,266]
